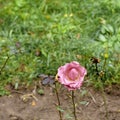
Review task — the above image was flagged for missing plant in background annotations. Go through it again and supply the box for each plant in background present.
[95,22,120,84]
[56,61,87,120]
[91,57,109,120]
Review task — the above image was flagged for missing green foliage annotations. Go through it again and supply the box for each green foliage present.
[37,89,44,96]
[0,0,120,94]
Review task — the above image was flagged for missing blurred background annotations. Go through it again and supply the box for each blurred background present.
[0,0,120,95]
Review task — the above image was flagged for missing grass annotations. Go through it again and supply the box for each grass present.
[0,0,120,95]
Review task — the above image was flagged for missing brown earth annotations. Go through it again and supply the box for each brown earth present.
[0,81,120,120]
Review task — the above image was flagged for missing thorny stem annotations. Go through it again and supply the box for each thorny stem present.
[0,55,10,74]
[72,91,77,120]
[55,82,62,120]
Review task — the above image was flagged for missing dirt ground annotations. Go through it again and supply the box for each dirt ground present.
[0,81,120,120]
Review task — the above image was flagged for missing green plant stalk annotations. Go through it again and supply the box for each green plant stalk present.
[99,78,109,120]
[102,57,109,120]
[0,55,10,74]
[103,58,107,70]
[95,63,108,120]
[55,82,63,120]
[72,91,77,120]
[95,63,99,76]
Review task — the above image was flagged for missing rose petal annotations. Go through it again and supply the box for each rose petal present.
[57,61,87,90]
[67,68,79,81]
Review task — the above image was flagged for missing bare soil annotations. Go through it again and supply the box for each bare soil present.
[0,82,120,120]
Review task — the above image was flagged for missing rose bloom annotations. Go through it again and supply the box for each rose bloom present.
[57,61,87,90]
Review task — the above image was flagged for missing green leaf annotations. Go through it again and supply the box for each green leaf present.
[57,106,64,112]
[37,89,44,95]
[99,34,106,42]
[107,24,114,34]
[80,101,88,105]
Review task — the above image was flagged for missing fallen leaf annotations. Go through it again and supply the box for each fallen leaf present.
[31,100,36,106]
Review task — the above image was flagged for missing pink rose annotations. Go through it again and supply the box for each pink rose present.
[57,61,87,90]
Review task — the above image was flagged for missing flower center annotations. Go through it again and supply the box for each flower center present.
[67,68,79,81]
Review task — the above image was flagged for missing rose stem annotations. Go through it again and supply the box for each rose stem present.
[55,82,62,120]
[72,91,77,120]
